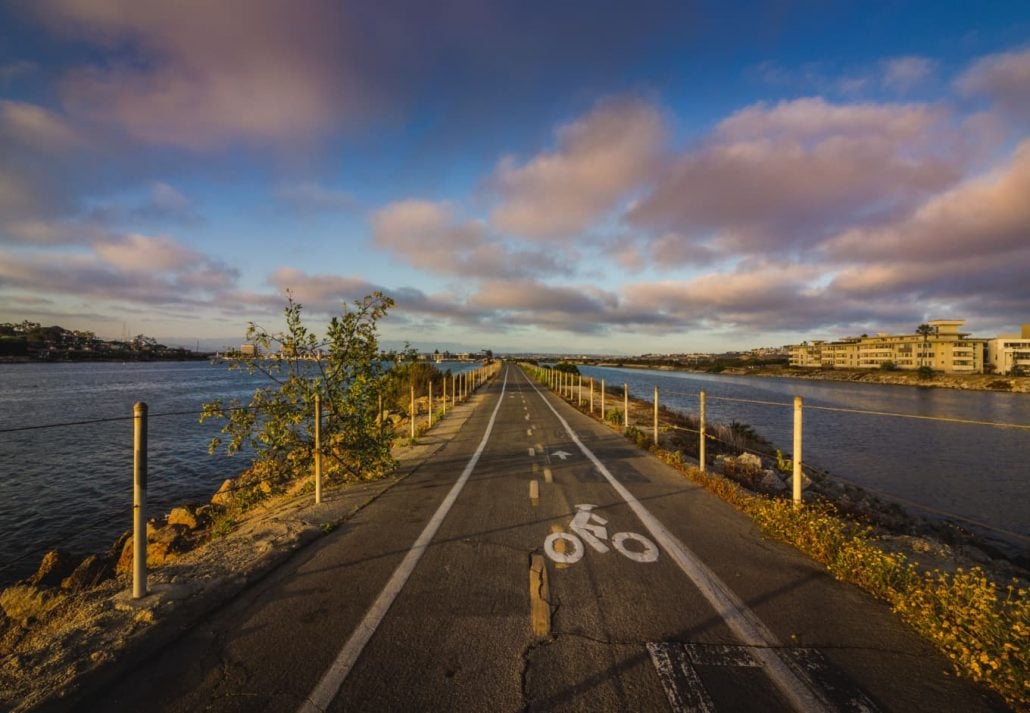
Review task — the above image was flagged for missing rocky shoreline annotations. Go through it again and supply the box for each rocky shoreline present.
[595,361,1030,393]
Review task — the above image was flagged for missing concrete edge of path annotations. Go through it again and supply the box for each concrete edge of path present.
[28,387,499,713]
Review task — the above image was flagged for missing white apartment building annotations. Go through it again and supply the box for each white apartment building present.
[987,325,1030,375]
[789,320,986,374]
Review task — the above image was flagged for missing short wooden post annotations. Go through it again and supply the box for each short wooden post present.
[132,402,148,599]
[410,383,416,440]
[653,385,659,446]
[623,384,629,429]
[699,391,706,472]
[578,375,583,406]
[590,378,594,414]
[601,379,606,420]
[428,382,433,429]
[452,373,456,409]
[793,396,803,505]
[314,394,322,504]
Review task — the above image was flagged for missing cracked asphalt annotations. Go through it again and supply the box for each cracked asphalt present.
[80,365,1008,712]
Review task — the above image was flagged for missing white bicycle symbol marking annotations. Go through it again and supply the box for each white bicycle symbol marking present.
[544,504,659,565]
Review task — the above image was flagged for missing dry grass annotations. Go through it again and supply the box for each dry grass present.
[0,585,66,627]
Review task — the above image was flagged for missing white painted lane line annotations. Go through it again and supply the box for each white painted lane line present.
[528,447,535,457]
[527,428,533,436]
[298,369,510,713]
[524,372,834,713]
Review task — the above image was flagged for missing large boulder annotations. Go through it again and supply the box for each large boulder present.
[759,469,788,493]
[60,554,115,590]
[167,506,199,530]
[115,524,192,574]
[211,479,236,506]
[27,549,78,588]
[736,452,763,471]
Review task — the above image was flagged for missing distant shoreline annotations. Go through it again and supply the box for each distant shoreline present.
[584,362,1030,394]
[0,354,212,365]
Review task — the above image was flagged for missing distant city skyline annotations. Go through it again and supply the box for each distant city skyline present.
[1,2,1028,354]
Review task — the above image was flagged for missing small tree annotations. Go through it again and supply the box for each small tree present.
[201,292,396,487]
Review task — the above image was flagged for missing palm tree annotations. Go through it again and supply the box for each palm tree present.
[916,323,934,368]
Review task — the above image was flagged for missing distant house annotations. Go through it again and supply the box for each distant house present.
[238,343,258,357]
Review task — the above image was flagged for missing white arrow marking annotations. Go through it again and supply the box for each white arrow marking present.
[552,450,573,460]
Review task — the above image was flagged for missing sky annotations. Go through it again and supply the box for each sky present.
[0,1,1028,354]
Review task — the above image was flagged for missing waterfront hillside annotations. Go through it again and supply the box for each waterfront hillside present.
[0,322,206,362]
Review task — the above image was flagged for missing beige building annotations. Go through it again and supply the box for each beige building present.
[987,325,1030,375]
[789,320,986,374]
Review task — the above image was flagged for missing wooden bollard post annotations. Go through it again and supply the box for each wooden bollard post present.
[653,386,659,446]
[623,384,629,429]
[428,382,433,429]
[601,379,605,420]
[699,391,706,472]
[793,396,803,505]
[314,394,322,504]
[410,383,416,440]
[590,378,594,414]
[132,402,148,599]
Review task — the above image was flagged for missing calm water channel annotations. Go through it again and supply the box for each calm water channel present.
[0,360,480,584]
[577,365,1029,555]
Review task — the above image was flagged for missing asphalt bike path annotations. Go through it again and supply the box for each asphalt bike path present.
[81,364,1006,712]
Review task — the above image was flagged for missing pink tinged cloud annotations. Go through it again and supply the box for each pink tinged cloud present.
[370,199,566,279]
[34,0,373,149]
[0,234,238,305]
[94,234,203,272]
[956,47,1030,121]
[628,97,958,251]
[489,97,667,238]
[267,267,380,310]
[827,139,1030,264]
[0,101,81,152]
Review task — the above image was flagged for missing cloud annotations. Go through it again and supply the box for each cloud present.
[489,97,666,238]
[33,0,374,150]
[274,182,357,214]
[94,233,203,272]
[371,199,566,278]
[629,97,958,255]
[264,266,481,324]
[124,182,203,226]
[881,56,936,93]
[814,139,1030,330]
[0,234,238,306]
[827,139,1030,264]
[0,101,81,151]
[956,47,1030,121]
